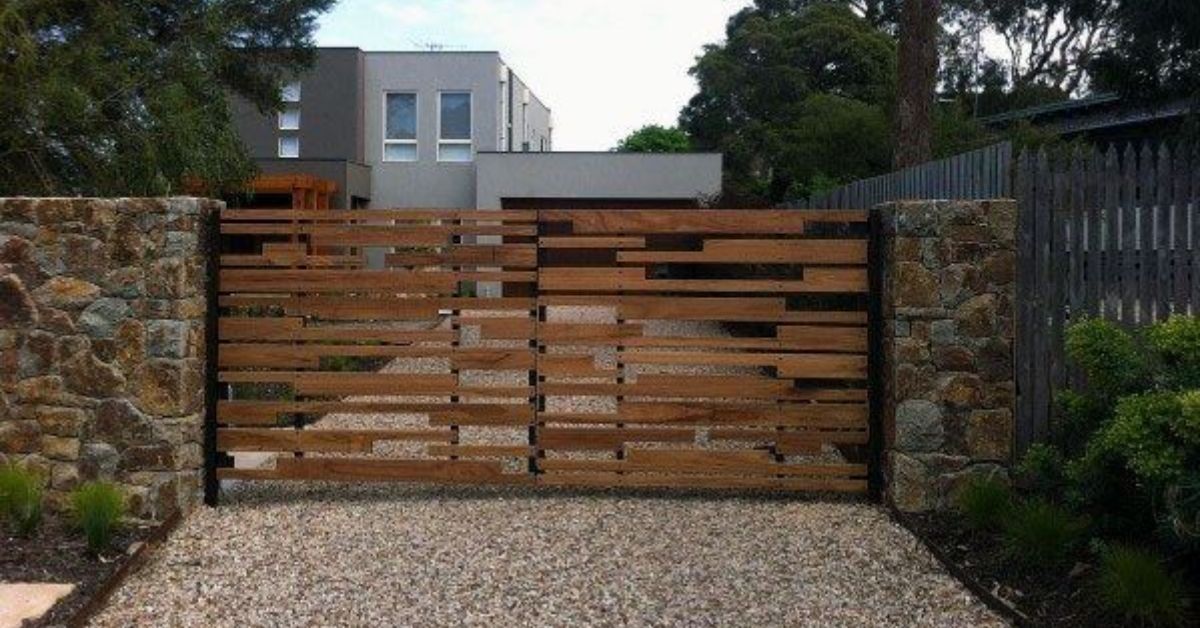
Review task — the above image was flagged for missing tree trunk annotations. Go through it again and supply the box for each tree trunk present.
[894,0,941,169]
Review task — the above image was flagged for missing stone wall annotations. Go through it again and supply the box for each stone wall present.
[879,200,1017,512]
[0,197,218,520]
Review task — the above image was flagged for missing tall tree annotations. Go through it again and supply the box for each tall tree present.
[614,125,692,153]
[1090,0,1200,101]
[680,1,896,204]
[0,0,335,196]
[894,0,941,168]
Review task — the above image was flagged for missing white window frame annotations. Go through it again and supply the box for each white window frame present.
[382,91,418,163]
[281,81,301,103]
[277,136,299,159]
[437,90,473,163]
[278,105,301,131]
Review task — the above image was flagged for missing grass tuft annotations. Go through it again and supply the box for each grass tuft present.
[1095,545,1189,627]
[70,481,126,553]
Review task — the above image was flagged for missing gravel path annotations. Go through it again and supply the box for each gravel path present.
[90,484,1004,627]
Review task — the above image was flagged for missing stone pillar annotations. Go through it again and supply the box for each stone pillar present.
[878,200,1017,512]
[0,197,220,520]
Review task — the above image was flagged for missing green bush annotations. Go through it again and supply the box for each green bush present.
[1003,499,1087,568]
[70,482,126,553]
[1095,545,1189,627]
[955,476,1012,531]
[1016,443,1066,500]
[1095,391,1200,487]
[0,463,44,537]
[1148,315,1200,389]
[1065,318,1147,400]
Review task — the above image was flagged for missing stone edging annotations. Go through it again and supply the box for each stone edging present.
[66,509,184,628]
[887,504,1032,627]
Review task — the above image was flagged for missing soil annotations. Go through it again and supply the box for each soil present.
[0,518,151,627]
[906,511,1133,628]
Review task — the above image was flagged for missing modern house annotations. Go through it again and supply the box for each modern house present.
[979,91,1195,145]
[230,47,722,210]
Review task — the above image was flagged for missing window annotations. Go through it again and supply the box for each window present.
[278,136,299,158]
[278,106,300,130]
[438,91,472,162]
[383,92,417,162]
[281,81,301,103]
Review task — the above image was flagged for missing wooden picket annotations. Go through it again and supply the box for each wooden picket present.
[1013,142,1199,451]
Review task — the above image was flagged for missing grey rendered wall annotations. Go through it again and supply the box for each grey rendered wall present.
[475,153,723,209]
[364,52,504,208]
[508,69,553,152]
[230,48,364,162]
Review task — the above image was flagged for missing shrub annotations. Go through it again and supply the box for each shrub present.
[70,482,126,553]
[1065,317,1147,400]
[0,463,43,537]
[1016,443,1066,499]
[1148,315,1200,389]
[1095,545,1189,627]
[1003,499,1087,568]
[955,476,1012,531]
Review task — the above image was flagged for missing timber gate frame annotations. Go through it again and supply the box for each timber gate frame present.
[203,207,882,503]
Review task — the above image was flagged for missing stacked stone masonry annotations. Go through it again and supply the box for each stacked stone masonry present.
[0,197,218,520]
[880,200,1017,512]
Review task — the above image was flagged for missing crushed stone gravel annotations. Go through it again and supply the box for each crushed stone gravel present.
[89,484,1005,627]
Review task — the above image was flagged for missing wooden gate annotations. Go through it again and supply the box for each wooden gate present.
[207,208,876,498]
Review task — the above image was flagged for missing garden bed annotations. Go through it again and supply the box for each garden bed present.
[0,517,158,627]
[904,511,1106,627]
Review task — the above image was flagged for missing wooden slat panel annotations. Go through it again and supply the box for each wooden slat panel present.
[620,352,866,379]
[221,223,537,239]
[539,267,867,293]
[776,325,868,352]
[219,345,534,370]
[219,318,455,344]
[220,296,534,313]
[538,323,643,342]
[539,209,865,233]
[220,269,457,293]
[540,376,866,400]
[538,354,613,378]
[217,372,532,398]
[624,450,868,477]
[427,445,532,458]
[461,317,536,340]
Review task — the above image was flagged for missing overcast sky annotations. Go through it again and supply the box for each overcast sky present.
[316,0,751,150]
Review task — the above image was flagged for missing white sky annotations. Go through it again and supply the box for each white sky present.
[316,0,751,150]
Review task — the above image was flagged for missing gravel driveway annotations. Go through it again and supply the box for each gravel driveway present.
[89,483,1003,627]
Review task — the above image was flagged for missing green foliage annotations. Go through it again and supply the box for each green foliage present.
[1090,0,1200,101]
[1095,545,1189,627]
[1094,392,1199,487]
[1003,499,1087,568]
[680,1,896,204]
[70,482,126,553]
[614,125,692,153]
[1148,316,1200,389]
[1016,443,1066,500]
[1164,476,1200,549]
[1064,318,1147,400]
[0,0,336,196]
[0,463,44,537]
[955,476,1012,531]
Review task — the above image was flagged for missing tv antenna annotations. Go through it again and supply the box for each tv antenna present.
[411,41,466,52]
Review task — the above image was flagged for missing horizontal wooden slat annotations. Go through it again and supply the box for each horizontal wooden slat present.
[220,269,457,293]
[218,428,454,452]
[537,427,694,450]
[539,210,818,234]
[540,402,866,427]
[539,267,868,293]
[218,318,455,343]
[219,345,534,370]
[221,254,366,268]
[221,208,538,222]
[620,352,867,378]
[617,239,866,264]
[538,236,646,249]
[540,450,868,478]
[540,375,867,400]
[217,401,533,426]
[538,323,643,342]
[221,223,537,239]
[538,354,614,377]
[218,457,532,484]
[460,317,536,340]
[385,246,537,268]
[217,372,532,398]
[709,428,869,450]
[536,471,866,493]
[427,445,532,458]
[220,296,534,314]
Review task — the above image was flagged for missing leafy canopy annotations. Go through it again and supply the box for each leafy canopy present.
[614,125,692,153]
[679,1,897,204]
[0,0,336,197]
